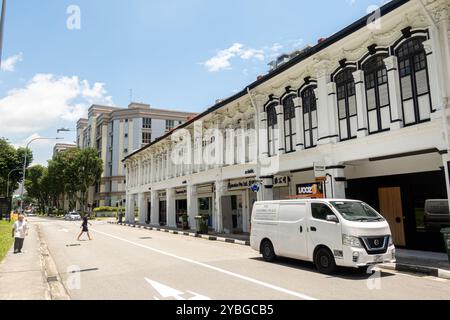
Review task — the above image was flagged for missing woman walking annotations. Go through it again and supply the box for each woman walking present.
[77,216,93,241]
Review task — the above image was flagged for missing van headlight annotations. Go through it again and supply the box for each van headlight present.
[389,236,394,247]
[342,235,363,248]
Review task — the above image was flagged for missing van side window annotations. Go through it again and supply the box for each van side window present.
[311,203,336,221]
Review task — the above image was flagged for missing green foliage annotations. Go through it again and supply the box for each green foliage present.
[0,138,33,197]
[0,220,14,262]
[24,147,103,215]
[93,206,120,213]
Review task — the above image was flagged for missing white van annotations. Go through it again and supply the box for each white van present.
[250,199,396,274]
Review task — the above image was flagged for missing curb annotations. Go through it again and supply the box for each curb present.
[378,263,450,280]
[109,222,251,247]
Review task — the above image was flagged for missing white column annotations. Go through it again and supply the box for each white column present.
[275,104,285,155]
[214,121,224,167]
[353,70,369,138]
[316,66,335,144]
[325,166,346,199]
[384,56,404,130]
[327,82,340,140]
[214,180,224,233]
[423,38,442,117]
[138,192,146,224]
[442,154,450,211]
[187,184,198,229]
[126,194,135,224]
[240,120,247,164]
[166,188,176,228]
[259,106,269,158]
[150,190,159,226]
[257,177,274,201]
[293,97,305,151]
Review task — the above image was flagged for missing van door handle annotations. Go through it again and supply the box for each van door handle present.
[310,227,317,232]
[300,226,303,233]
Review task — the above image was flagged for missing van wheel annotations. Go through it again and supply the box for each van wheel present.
[261,240,276,262]
[315,248,336,275]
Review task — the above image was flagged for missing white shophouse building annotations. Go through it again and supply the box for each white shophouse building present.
[124,0,450,252]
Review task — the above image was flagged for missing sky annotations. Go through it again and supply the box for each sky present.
[0,0,391,165]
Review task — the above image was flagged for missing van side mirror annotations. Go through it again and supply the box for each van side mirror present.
[326,215,339,223]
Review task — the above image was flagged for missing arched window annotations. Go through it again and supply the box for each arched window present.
[335,67,357,140]
[283,95,296,153]
[396,37,432,126]
[301,87,318,149]
[266,103,278,157]
[363,54,390,134]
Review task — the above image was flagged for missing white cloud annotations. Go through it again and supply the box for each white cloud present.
[1,53,23,72]
[203,43,268,72]
[0,73,114,135]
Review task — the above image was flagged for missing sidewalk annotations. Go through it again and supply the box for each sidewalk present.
[380,249,450,279]
[0,223,48,300]
[112,221,450,279]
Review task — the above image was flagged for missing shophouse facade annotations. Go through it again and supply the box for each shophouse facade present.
[124,0,450,251]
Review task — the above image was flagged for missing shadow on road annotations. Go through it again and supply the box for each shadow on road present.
[250,257,396,280]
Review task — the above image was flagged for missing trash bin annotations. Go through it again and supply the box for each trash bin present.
[195,215,209,234]
[442,228,450,264]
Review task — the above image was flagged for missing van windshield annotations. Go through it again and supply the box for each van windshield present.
[330,201,384,222]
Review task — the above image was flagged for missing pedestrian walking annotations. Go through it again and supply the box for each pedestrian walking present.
[77,216,93,241]
[12,214,29,254]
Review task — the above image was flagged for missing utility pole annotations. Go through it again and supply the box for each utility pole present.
[0,0,7,69]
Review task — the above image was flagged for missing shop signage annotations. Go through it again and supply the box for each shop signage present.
[273,176,290,187]
[228,178,259,191]
[245,169,255,175]
[175,188,187,196]
[158,191,167,198]
[197,184,213,194]
[296,182,325,199]
[314,162,326,181]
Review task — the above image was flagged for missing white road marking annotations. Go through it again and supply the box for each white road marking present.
[145,278,211,300]
[92,228,317,300]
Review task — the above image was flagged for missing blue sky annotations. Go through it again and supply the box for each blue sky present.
[0,0,389,165]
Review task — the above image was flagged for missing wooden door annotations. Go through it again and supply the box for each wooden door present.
[378,187,406,246]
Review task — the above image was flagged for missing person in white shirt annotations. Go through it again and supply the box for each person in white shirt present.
[12,215,29,254]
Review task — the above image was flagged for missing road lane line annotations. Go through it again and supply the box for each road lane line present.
[91,228,318,300]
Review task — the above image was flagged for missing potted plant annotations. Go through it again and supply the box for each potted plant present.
[181,213,189,230]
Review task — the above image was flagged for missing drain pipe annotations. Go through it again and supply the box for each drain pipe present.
[247,87,263,200]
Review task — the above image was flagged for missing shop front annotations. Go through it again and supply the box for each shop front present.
[158,191,167,226]
[175,188,187,228]
[197,184,214,228]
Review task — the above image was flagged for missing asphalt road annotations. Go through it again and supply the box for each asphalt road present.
[31,216,450,300]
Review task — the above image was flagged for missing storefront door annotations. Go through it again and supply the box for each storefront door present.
[159,200,167,226]
[378,187,406,246]
[146,201,151,224]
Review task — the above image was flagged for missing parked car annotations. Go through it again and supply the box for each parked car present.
[424,200,450,232]
[65,212,82,221]
[250,199,396,275]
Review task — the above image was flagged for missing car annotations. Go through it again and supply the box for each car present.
[424,200,450,232]
[65,212,82,221]
[250,199,396,275]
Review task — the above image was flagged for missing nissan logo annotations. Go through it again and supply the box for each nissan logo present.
[374,239,380,246]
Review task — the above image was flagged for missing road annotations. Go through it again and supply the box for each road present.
[29,216,450,300]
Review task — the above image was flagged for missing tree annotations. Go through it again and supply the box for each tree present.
[0,138,33,197]
[65,148,103,213]
[24,165,46,213]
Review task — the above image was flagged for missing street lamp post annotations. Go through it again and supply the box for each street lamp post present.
[0,0,7,69]
[20,137,63,213]
[6,168,21,221]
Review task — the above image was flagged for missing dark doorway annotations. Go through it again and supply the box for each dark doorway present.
[146,201,151,224]
[347,170,447,252]
[159,200,167,226]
